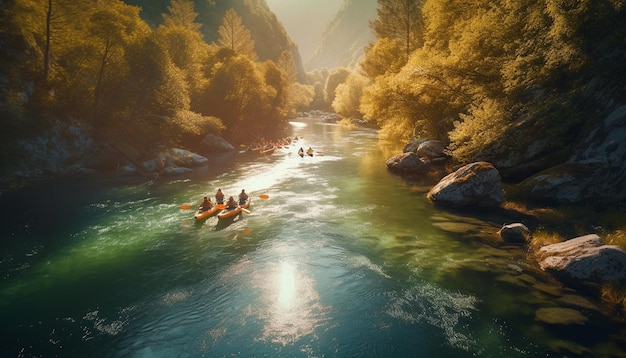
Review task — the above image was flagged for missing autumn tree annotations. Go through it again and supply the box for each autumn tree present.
[333,72,369,119]
[156,0,209,98]
[324,68,352,111]
[217,8,258,61]
[370,0,424,63]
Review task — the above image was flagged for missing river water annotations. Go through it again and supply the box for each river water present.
[1,118,625,357]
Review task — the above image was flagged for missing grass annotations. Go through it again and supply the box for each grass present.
[504,200,626,317]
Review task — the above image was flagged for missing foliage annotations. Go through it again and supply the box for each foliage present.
[217,8,258,61]
[360,0,626,163]
[332,72,369,119]
[370,0,424,62]
[324,68,352,111]
[0,0,310,162]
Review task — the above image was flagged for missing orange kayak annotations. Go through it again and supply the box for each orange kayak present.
[217,199,250,220]
[194,204,224,220]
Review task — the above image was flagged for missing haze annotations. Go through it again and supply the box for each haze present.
[265,0,343,61]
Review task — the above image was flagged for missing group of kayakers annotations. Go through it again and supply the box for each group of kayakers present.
[199,188,249,211]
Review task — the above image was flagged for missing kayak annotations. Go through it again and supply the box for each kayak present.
[217,198,250,220]
[261,146,276,155]
[194,204,224,220]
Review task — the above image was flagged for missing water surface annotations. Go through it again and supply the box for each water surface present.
[1,118,625,357]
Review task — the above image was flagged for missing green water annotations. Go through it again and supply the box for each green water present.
[1,118,625,357]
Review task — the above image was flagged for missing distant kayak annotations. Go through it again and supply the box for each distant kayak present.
[194,204,224,220]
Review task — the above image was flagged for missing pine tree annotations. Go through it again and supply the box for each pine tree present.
[217,8,257,61]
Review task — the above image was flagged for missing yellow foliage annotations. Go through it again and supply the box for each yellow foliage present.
[448,98,511,162]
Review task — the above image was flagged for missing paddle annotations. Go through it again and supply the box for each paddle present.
[259,194,269,199]
[180,205,193,210]
[241,208,251,214]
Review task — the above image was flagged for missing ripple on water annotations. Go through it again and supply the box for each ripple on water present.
[385,280,479,352]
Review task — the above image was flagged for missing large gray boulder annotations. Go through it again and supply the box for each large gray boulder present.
[202,134,235,152]
[427,162,504,207]
[386,152,431,173]
[537,234,626,283]
[416,140,447,160]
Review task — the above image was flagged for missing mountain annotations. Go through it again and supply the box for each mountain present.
[305,0,378,70]
[125,0,307,81]
[265,0,343,63]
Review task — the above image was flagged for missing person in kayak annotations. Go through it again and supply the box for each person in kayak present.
[306,147,314,156]
[226,196,237,209]
[298,147,304,157]
[215,188,225,204]
[239,189,249,205]
[200,196,212,211]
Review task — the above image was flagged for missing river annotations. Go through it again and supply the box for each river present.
[1,117,625,357]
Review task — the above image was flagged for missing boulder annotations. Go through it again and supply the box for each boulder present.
[386,152,431,174]
[538,234,626,283]
[161,166,193,176]
[165,148,208,168]
[427,162,504,207]
[416,140,447,160]
[497,223,532,243]
[202,134,235,152]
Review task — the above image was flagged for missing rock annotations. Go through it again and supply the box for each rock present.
[386,152,431,173]
[497,223,532,243]
[165,148,208,167]
[538,234,626,283]
[161,166,193,176]
[516,105,626,206]
[416,140,447,160]
[535,307,588,325]
[516,162,601,204]
[427,162,504,207]
[202,134,235,152]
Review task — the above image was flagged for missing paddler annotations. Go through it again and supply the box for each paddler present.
[215,188,225,204]
[200,196,212,211]
[226,196,237,209]
[306,147,314,156]
[239,189,249,205]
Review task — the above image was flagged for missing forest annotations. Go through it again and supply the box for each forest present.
[0,0,313,166]
[1,0,626,187]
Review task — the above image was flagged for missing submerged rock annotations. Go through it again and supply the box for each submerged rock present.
[535,307,588,325]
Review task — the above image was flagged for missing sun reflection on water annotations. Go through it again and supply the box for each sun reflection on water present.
[252,260,331,345]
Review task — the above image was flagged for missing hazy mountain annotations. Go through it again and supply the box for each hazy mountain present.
[305,0,378,71]
[125,0,307,81]
[265,0,343,62]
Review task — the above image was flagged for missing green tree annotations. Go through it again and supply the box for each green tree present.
[217,8,258,61]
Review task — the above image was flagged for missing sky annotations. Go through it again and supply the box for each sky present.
[265,0,343,61]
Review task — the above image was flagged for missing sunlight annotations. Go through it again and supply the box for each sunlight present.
[277,262,296,307]
[251,258,330,345]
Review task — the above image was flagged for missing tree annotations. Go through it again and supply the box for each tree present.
[333,72,369,119]
[370,0,424,63]
[324,68,352,111]
[202,53,267,140]
[156,0,209,96]
[217,8,258,61]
